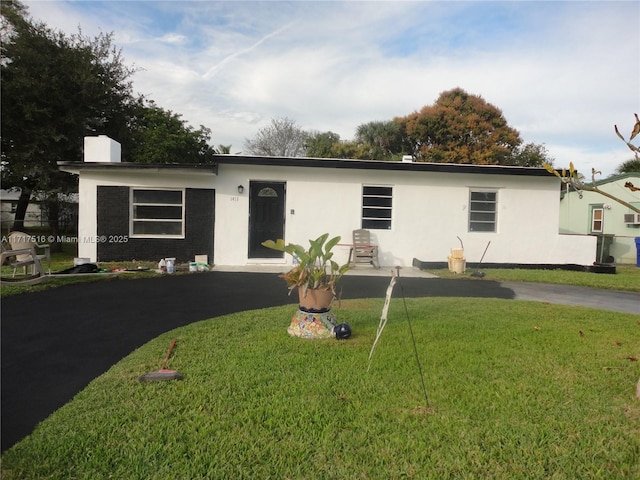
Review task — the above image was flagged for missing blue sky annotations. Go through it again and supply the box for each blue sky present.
[23,1,640,175]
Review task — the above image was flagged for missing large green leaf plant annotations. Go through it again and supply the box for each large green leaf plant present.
[262,234,350,297]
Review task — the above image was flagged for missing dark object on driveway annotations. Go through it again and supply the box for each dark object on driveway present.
[55,263,100,274]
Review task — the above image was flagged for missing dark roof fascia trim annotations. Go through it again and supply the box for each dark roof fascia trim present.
[57,162,218,175]
[213,155,551,177]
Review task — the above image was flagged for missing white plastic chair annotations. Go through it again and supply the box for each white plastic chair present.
[7,231,51,275]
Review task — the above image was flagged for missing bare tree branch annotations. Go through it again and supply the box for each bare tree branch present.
[543,114,640,213]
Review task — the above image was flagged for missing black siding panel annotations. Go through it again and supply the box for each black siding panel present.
[97,186,214,263]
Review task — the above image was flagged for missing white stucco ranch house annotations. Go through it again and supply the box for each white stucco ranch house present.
[59,135,598,270]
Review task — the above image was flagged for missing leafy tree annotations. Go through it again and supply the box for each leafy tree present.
[354,120,405,160]
[511,142,554,168]
[306,131,341,158]
[328,140,371,160]
[396,88,523,165]
[616,158,640,173]
[544,114,640,214]
[244,117,309,157]
[304,131,374,160]
[1,0,136,231]
[127,99,217,164]
[1,1,220,233]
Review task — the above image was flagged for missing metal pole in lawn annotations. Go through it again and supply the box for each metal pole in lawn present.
[396,269,430,409]
[368,269,430,409]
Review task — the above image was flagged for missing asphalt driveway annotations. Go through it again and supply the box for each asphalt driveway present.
[2,271,638,451]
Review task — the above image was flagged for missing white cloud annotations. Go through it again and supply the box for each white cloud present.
[548,144,632,179]
[159,33,186,45]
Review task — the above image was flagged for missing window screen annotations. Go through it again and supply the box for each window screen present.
[362,185,392,230]
[469,191,497,232]
[131,189,184,237]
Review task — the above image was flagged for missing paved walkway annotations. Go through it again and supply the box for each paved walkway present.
[504,281,640,315]
[2,270,638,451]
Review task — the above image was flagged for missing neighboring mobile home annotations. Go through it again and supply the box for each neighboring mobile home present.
[1,189,46,230]
[59,136,596,269]
[559,172,640,264]
[1,189,78,232]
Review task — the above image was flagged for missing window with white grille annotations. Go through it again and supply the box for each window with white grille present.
[130,188,184,238]
[590,207,604,233]
[469,191,497,232]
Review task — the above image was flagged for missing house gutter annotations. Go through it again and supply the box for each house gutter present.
[58,162,218,176]
[58,156,552,178]
[212,155,552,177]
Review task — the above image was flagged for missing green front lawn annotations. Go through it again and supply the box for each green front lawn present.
[2,298,639,479]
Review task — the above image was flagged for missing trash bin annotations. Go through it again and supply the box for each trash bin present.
[635,237,640,267]
[594,234,615,263]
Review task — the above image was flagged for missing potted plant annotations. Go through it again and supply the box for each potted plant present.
[262,233,351,311]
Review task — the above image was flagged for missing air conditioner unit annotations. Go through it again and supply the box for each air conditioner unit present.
[623,213,640,224]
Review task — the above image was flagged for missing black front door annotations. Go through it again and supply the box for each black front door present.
[248,181,286,258]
